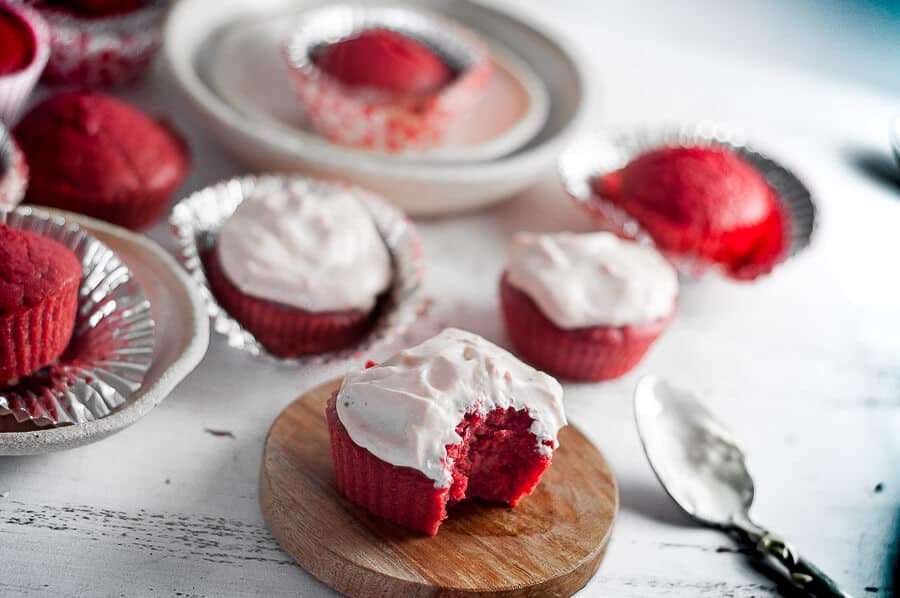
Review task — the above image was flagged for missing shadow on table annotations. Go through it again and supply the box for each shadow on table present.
[616,473,695,528]
[846,147,900,193]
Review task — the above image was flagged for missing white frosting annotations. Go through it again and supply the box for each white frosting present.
[217,181,392,312]
[506,232,678,328]
[336,328,567,488]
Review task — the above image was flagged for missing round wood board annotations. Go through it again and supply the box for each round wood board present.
[260,379,619,597]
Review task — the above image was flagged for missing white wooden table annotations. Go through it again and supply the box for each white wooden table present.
[2,1,898,596]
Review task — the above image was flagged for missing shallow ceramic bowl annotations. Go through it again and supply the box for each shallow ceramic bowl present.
[164,0,587,217]
[0,210,210,455]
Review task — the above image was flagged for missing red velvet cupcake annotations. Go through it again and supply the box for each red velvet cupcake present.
[591,145,787,280]
[0,222,81,383]
[14,90,190,230]
[500,232,678,382]
[208,181,392,358]
[328,328,566,535]
[284,6,492,153]
[31,0,165,87]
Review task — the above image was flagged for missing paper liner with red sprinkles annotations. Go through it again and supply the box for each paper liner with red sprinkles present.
[34,0,167,87]
[0,207,155,427]
[500,273,675,382]
[284,5,493,153]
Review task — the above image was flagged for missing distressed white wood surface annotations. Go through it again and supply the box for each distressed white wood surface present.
[1,1,898,596]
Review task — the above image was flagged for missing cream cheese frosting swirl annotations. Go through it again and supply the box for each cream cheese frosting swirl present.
[217,180,392,312]
[506,232,678,328]
[336,328,566,488]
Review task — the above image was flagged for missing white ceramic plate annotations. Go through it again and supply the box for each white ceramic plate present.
[164,0,587,217]
[207,15,549,163]
[0,211,210,455]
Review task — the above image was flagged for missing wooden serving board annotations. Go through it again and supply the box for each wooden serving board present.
[260,380,618,597]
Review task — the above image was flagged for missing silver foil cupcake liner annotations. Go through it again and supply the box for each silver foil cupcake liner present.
[0,207,155,427]
[283,4,493,152]
[0,0,49,122]
[558,123,816,275]
[170,175,427,366]
[0,125,28,208]
[36,0,168,87]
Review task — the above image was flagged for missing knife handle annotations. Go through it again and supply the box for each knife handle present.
[730,522,854,598]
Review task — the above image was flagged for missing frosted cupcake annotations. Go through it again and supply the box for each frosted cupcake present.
[500,232,678,381]
[327,328,566,535]
[205,181,393,358]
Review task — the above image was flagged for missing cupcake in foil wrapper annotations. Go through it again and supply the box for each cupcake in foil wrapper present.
[558,123,816,279]
[170,174,426,365]
[284,5,493,154]
[0,206,155,427]
[0,1,49,122]
[34,0,168,87]
[0,124,28,208]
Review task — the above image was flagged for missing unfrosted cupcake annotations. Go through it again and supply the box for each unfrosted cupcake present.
[0,222,81,383]
[14,90,190,230]
[590,145,787,280]
[327,328,566,535]
[284,6,492,153]
[205,181,392,358]
[500,232,678,382]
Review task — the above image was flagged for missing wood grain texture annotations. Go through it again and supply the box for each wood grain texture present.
[260,379,619,597]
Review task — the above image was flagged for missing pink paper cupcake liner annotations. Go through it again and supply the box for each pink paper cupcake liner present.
[35,0,167,87]
[284,5,492,154]
[0,1,49,122]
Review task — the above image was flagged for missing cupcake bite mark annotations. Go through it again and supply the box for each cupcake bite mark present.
[329,328,566,535]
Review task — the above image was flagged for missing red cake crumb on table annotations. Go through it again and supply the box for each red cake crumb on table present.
[203,247,376,358]
[0,223,81,382]
[314,28,453,95]
[327,393,552,536]
[592,145,787,280]
[500,273,674,382]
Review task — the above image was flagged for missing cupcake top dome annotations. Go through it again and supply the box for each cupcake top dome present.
[0,223,81,314]
[336,328,566,488]
[217,180,392,313]
[0,5,35,75]
[506,232,678,329]
[313,28,453,94]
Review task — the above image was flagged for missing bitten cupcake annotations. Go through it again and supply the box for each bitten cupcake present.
[284,6,492,153]
[14,90,190,230]
[205,181,392,358]
[0,1,49,122]
[1,125,28,208]
[500,232,678,382]
[328,328,566,535]
[30,0,166,87]
[590,145,787,280]
[0,222,81,383]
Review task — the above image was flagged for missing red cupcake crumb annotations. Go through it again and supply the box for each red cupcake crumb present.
[14,91,190,230]
[203,247,377,358]
[500,273,674,381]
[327,393,552,536]
[314,28,453,95]
[0,223,81,382]
[592,145,787,280]
[0,7,35,74]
